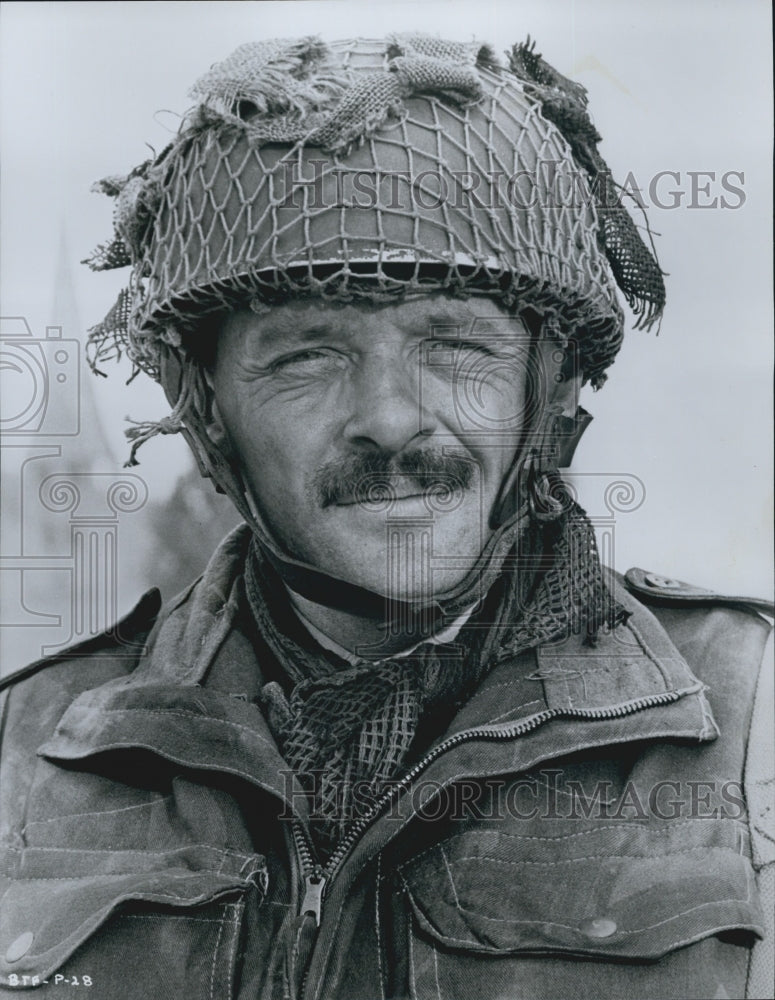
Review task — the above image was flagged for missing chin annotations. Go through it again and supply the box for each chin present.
[325,540,481,604]
[291,503,488,602]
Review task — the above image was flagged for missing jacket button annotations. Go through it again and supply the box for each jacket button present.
[581,917,617,938]
[5,931,34,963]
[644,573,681,589]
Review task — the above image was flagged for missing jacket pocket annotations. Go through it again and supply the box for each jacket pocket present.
[396,818,764,1000]
[0,844,266,997]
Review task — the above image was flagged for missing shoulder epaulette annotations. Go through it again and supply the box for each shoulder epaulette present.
[0,588,162,692]
[624,567,774,618]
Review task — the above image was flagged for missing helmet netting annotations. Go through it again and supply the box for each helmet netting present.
[83,32,664,465]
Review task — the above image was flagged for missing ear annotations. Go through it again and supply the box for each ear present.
[537,338,582,417]
[201,368,235,456]
[550,366,582,418]
[536,337,589,467]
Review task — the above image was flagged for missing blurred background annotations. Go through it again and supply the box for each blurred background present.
[1,0,772,674]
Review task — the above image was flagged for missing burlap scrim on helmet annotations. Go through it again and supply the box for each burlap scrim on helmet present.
[509,38,665,330]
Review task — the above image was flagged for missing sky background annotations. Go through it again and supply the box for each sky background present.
[1,0,772,667]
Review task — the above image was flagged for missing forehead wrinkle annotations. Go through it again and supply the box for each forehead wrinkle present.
[229,295,522,353]
[407,297,517,329]
[242,314,338,351]
[424,314,526,342]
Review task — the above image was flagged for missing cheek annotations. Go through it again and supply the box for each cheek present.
[456,381,527,496]
[219,394,333,517]
[239,423,306,500]
[424,359,528,438]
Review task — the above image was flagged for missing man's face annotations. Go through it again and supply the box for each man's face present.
[210,293,536,600]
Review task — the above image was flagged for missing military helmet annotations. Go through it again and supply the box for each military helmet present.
[87,34,663,399]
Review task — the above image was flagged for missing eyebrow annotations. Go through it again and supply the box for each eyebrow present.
[251,307,520,347]
[253,320,336,348]
[424,312,520,336]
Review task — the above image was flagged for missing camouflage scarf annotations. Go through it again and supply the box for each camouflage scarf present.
[244,502,623,858]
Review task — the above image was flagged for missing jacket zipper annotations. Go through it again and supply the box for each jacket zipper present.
[292,687,683,996]
[292,821,326,924]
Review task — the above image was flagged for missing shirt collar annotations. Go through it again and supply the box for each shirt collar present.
[289,591,479,667]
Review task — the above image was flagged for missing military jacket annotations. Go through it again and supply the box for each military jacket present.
[0,529,772,999]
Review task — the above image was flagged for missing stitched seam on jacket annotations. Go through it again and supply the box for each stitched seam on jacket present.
[697,692,719,739]
[404,885,755,941]
[620,619,673,688]
[407,901,420,1000]
[447,844,745,865]
[453,894,756,936]
[0,875,237,888]
[529,662,653,678]
[432,934,443,1000]
[395,817,747,868]
[222,904,242,1000]
[482,700,545,724]
[8,845,253,857]
[23,797,173,828]
[72,707,274,745]
[208,912,227,1000]
[439,847,460,909]
[528,774,615,803]
[117,915,228,923]
[375,853,386,1000]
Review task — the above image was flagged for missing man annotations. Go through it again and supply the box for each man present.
[0,33,772,1000]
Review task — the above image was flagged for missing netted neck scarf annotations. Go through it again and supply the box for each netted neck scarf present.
[244,501,623,858]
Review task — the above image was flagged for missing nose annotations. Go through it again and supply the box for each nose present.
[342,347,436,453]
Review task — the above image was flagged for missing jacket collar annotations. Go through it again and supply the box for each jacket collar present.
[444,575,716,740]
[40,525,718,812]
[38,526,301,810]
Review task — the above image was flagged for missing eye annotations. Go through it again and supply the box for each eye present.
[270,348,346,374]
[423,339,493,366]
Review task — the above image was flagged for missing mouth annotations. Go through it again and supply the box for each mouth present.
[331,476,468,508]
[315,451,476,510]
[334,490,432,507]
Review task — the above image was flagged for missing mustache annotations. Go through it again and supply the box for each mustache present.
[313,449,475,508]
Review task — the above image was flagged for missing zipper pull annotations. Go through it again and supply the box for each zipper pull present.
[300,868,327,926]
